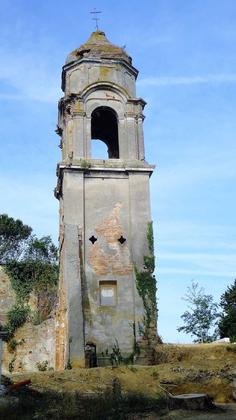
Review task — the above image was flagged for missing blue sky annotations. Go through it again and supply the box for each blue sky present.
[0,0,235,342]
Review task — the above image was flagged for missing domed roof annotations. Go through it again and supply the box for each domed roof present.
[66,31,132,65]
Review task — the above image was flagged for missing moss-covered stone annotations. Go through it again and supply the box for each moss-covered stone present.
[67,31,131,65]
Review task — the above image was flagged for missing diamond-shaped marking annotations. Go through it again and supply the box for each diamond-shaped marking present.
[89,235,97,244]
[118,235,126,244]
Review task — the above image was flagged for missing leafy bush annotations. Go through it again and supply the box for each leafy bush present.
[5,259,58,302]
[0,214,59,341]
[6,304,30,337]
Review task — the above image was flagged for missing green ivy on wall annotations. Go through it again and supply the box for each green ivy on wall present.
[4,260,58,340]
[0,215,58,352]
[135,222,157,339]
[5,260,58,303]
[1,235,58,343]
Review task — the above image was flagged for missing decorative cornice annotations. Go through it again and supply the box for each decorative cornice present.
[61,57,139,91]
[57,162,155,177]
[127,98,146,108]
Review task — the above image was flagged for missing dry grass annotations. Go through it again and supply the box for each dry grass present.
[4,367,168,419]
[153,343,236,403]
[12,366,165,397]
[154,342,236,365]
[6,342,236,419]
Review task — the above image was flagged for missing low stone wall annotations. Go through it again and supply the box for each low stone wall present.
[0,266,55,373]
[2,319,55,373]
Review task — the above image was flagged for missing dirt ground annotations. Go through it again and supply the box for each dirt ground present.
[10,342,236,403]
[4,343,236,419]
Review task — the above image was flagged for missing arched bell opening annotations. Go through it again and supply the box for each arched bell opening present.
[91,106,119,159]
[91,139,109,159]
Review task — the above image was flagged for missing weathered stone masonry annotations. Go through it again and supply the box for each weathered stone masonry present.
[55,31,157,369]
[0,267,55,373]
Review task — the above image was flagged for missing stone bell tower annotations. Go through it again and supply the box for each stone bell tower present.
[55,31,157,369]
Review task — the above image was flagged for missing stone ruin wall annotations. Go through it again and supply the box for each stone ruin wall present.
[55,246,68,371]
[0,266,55,373]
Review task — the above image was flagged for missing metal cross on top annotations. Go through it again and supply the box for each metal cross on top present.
[90,8,102,31]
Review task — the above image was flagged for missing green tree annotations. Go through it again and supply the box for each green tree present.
[24,235,58,264]
[0,214,32,263]
[177,281,219,343]
[218,279,236,342]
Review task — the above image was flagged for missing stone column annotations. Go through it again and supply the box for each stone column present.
[137,116,145,160]
[63,223,85,367]
[73,114,86,158]
[118,117,127,159]
[62,171,85,367]
[85,116,91,158]
[126,115,138,159]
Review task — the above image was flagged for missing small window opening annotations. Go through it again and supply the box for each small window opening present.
[89,235,97,244]
[118,235,126,244]
[100,281,117,306]
[91,106,119,159]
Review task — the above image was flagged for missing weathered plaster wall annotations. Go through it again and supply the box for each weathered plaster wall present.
[58,168,152,360]
[59,171,85,368]
[66,62,136,98]
[84,175,136,354]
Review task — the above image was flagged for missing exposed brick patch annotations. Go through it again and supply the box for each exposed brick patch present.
[88,203,132,275]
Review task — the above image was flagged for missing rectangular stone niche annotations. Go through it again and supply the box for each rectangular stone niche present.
[99,281,117,306]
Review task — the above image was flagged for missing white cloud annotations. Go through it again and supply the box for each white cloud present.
[155,220,236,247]
[0,26,61,103]
[150,152,236,199]
[159,252,235,263]
[159,267,235,277]
[159,239,236,251]
[0,175,58,241]
[159,252,236,276]
[138,74,236,87]
[0,58,60,103]
[0,93,24,101]
[153,220,236,278]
